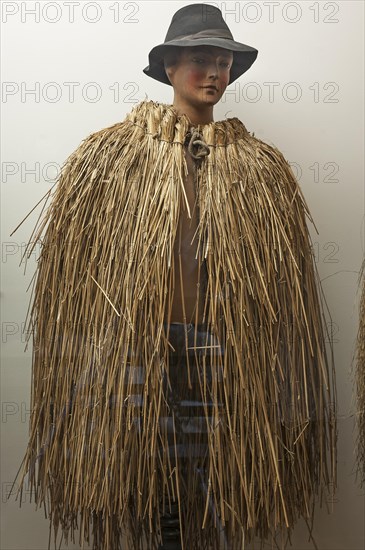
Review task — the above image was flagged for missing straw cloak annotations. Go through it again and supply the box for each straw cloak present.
[15,99,337,549]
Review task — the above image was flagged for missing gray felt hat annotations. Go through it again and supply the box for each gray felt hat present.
[143,3,259,86]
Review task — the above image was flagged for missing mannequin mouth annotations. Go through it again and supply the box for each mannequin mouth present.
[201,85,219,92]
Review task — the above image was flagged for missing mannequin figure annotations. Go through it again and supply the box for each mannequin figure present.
[13,4,337,550]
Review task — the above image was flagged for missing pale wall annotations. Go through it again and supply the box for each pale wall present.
[1,1,364,549]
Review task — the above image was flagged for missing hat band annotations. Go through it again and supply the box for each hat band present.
[170,28,233,42]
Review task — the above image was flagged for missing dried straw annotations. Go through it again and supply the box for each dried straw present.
[12,100,337,549]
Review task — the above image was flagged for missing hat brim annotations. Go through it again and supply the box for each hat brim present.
[143,38,258,86]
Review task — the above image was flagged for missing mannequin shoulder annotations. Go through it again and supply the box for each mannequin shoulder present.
[227,118,291,170]
[244,131,292,170]
[63,116,135,169]
[76,118,133,152]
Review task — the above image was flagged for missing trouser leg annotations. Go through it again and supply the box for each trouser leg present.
[158,323,185,549]
[158,500,182,550]
[159,322,225,550]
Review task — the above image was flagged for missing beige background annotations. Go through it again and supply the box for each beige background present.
[1,1,364,548]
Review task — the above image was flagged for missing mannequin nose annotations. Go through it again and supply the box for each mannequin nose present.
[207,62,219,78]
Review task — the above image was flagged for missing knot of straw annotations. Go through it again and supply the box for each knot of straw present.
[187,129,210,160]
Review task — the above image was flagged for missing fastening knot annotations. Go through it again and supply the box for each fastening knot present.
[186,129,210,160]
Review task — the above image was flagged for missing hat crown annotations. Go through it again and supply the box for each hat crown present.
[165,4,233,42]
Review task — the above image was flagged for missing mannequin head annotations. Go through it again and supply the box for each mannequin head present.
[143,4,258,88]
[163,45,233,124]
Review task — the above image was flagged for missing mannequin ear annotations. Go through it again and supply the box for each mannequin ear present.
[164,64,175,85]
[163,47,182,85]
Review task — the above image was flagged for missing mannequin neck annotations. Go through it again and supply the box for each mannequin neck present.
[171,97,215,126]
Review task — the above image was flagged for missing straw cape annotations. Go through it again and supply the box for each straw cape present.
[13,99,337,549]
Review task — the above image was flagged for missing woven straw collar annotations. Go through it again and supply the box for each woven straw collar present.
[125,99,250,147]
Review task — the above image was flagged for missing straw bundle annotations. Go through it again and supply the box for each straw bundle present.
[13,100,337,549]
[356,259,365,485]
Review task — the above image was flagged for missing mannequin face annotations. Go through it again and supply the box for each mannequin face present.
[164,46,233,109]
